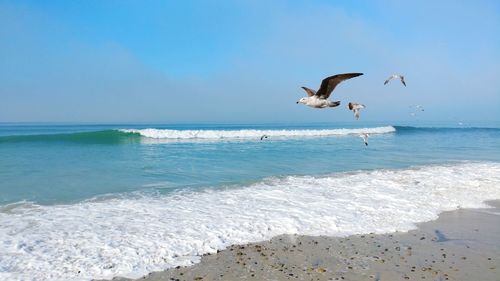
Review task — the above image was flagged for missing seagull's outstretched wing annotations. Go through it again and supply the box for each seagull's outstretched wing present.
[354,109,361,120]
[354,104,365,120]
[384,75,396,85]
[400,76,406,86]
[348,102,365,110]
[301,87,316,97]
[315,73,363,99]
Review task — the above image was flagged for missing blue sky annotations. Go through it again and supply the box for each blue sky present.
[1,0,499,123]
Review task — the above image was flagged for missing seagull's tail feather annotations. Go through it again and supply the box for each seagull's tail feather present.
[329,101,341,108]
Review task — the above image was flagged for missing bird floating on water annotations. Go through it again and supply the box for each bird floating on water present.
[384,74,406,87]
[360,133,369,146]
[348,102,366,120]
[297,73,363,109]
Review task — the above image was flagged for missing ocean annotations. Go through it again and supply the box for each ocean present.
[1,122,499,281]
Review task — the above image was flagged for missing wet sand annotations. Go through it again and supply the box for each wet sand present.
[105,200,500,281]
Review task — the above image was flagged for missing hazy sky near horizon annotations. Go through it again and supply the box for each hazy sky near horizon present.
[1,0,499,123]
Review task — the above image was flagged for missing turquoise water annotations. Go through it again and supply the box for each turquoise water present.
[1,122,499,205]
[1,122,500,281]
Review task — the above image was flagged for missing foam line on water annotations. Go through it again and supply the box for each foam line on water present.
[119,126,396,140]
[1,162,500,281]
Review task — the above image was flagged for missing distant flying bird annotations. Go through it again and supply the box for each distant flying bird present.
[409,105,424,118]
[410,105,424,112]
[260,135,269,140]
[359,133,369,146]
[384,74,406,86]
[348,102,366,120]
[297,73,363,108]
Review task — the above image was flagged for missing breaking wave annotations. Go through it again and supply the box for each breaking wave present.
[119,126,396,140]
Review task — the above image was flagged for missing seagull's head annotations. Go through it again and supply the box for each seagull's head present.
[297,97,307,104]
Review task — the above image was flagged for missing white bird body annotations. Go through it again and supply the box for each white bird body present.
[298,96,340,108]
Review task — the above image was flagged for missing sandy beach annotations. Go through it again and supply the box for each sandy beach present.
[105,200,500,281]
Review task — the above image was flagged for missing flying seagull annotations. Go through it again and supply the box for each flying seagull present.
[297,73,363,108]
[359,133,369,146]
[410,105,424,112]
[409,105,424,118]
[260,135,269,140]
[384,74,406,86]
[348,102,366,120]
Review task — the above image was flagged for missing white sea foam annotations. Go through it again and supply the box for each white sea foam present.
[119,126,396,140]
[1,162,500,281]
